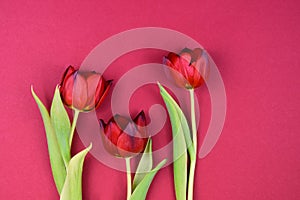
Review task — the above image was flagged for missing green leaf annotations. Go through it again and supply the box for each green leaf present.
[130,159,167,200]
[158,83,194,158]
[51,86,71,166]
[60,144,92,200]
[31,86,66,194]
[158,83,195,200]
[132,139,153,190]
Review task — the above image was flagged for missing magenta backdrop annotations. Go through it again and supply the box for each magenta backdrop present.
[0,0,300,199]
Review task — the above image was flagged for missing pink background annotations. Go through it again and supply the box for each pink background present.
[1,0,299,199]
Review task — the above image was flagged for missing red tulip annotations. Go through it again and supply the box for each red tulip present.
[60,66,112,112]
[164,48,210,89]
[99,111,147,158]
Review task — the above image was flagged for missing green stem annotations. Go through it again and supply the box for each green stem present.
[69,109,80,147]
[188,89,197,200]
[188,159,196,200]
[126,158,132,200]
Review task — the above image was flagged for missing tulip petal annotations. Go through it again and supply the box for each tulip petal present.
[105,118,123,146]
[61,73,74,107]
[100,130,119,157]
[186,65,196,86]
[73,74,88,110]
[114,114,130,130]
[192,67,204,88]
[91,75,104,109]
[191,48,202,62]
[134,111,147,138]
[166,52,191,82]
[95,79,112,110]
[164,57,177,71]
[100,119,121,156]
[166,52,181,71]
[164,56,190,88]
[173,52,192,86]
[180,52,192,64]
[60,65,75,89]
[134,111,146,126]
[196,50,210,81]
[117,123,145,157]
[85,73,102,111]
[117,136,145,158]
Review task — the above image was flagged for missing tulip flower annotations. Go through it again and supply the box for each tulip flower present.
[60,65,112,148]
[100,111,148,200]
[162,48,211,200]
[60,65,112,112]
[99,111,147,158]
[164,47,209,89]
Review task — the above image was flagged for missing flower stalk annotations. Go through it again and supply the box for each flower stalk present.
[69,109,80,147]
[126,158,132,200]
[188,88,197,200]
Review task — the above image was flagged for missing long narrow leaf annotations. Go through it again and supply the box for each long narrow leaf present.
[158,83,194,158]
[60,144,92,200]
[158,83,194,200]
[51,86,71,166]
[130,159,167,200]
[31,86,66,194]
[132,139,153,190]
[160,96,187,200]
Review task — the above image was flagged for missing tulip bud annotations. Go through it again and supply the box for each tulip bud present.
[164,48,210,89]
[60,66,112,112]
[99,111,147,158]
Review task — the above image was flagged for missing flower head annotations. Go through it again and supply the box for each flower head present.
[100,111,147,158]
[164,48,210,89]
[60,66,112,112]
